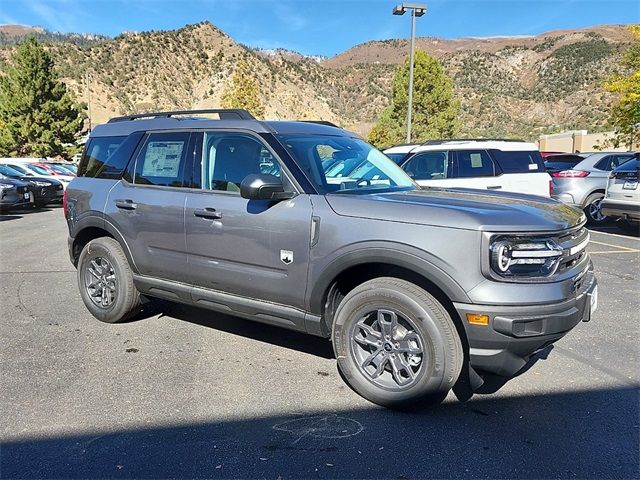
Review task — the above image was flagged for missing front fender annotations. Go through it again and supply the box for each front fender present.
[307,243,471,315]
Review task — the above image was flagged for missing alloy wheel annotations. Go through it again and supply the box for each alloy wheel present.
[84,256,117,308]
[350,309,425,390]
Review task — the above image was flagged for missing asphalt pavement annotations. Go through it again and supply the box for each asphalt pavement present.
[1,207,639,479]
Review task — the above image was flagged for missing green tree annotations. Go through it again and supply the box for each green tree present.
[220,60,265,119]
[368,50,460,148]
[0,37,85,158]
[603,25,640,149]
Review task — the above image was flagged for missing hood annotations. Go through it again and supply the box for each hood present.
[325,187,585,232]
[0,177,28,187]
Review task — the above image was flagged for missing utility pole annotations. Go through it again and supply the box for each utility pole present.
[85,71,92,132]
[393,3,427,143]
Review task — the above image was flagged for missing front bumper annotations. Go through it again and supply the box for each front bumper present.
[601,199,640,221]
[455,269,597,377]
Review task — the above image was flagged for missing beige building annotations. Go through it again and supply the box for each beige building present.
[538,130,634,153]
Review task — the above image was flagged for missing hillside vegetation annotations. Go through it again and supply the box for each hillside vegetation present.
[0,22,633,140]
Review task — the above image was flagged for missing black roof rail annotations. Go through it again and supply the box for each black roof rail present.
[298,120,340,128]
[420,138,526,145]
[107,109,255,123]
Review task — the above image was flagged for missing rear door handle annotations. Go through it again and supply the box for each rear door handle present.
[193,207,223,220]
[115,199,137,210]
[486,185,502,190]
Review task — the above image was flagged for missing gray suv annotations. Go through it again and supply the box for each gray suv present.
[65,109,597,409]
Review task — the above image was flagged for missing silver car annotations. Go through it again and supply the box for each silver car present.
[551,152,636,224]
[601,155,639,234]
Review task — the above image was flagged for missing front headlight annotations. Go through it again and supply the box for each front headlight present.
[490,236,563,278]
[29,181,50,187]
[0,183,14,189]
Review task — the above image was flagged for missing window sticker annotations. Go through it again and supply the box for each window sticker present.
[142,141,184,177]
[470,153,483,168]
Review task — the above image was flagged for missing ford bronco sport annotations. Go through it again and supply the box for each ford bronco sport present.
[65,109,597,409]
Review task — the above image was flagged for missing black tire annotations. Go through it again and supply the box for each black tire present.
[583,193,608,225]
[77,236,141,323]
[332,277,463,410]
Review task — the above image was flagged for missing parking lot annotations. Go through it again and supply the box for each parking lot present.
[1,207,638,479]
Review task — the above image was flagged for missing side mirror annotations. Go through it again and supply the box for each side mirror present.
[240,174,294,201]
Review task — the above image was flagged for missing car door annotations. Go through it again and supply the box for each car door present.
[401,150,453,187]
[184,131,313,311]
[105,130,194,283]
[449,149,502,191]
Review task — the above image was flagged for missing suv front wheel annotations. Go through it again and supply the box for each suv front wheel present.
[332,277,463,409]
[77,237,141,323]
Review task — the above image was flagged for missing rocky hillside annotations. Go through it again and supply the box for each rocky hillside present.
[0,22,633,140]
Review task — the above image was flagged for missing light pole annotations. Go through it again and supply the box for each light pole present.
[393,3,426,143]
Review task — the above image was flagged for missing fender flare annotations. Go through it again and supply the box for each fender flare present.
[70,214,138,273]
[307,246,471,315]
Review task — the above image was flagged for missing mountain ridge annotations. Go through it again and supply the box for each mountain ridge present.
[0,22,633,140]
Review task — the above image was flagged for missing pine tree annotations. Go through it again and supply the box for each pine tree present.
[220,60,266,119]
[603,25,640,149]
[368,50,460,148]
[0,37,85,157]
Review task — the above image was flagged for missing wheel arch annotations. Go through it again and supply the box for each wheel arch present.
[70,216,137,272]
[308,249,470,341]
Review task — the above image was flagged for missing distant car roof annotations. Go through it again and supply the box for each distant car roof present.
[384,140,539,154]
[574,152,637,171]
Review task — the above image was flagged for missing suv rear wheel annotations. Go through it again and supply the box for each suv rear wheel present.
[332,277,463,409]
[77,237,141,323]
[584,193,608,224]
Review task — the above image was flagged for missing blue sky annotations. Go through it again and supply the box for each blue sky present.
[1,0,638,56]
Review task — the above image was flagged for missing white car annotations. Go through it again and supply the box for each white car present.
[384,140,551,197]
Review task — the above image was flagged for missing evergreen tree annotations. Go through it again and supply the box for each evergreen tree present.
[220,60,265,119]
[0,37,85,157]
[603,25,640,149]
[368,50,460,148]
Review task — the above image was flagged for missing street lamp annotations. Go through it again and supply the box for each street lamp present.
[393,3,426,143]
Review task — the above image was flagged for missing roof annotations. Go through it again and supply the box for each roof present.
[89,109,355,138]
[384,140,539,154]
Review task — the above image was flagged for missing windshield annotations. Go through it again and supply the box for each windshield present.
[0,164,23,178]
[26,164,50,175]
[4,163,30,175]
[277,135,416,194]
[48,164,74,175]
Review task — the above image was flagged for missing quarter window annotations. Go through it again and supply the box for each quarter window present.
[595,154,634,171]
[202,133,280,193]
[134,132,191,187]
[455,150,496,178]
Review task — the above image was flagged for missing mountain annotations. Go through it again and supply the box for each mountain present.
[0,22,633,140]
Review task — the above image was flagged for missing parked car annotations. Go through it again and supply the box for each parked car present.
[1,162,72,190]
[0,164,63,206]
[0,175,32,212]
[551,152,636,224]
[30,162,76,182]
[66,109,596,409]
[544,154,585,174]
[383,140,551,197]
[44,162,77,177]
[601,154,640,234]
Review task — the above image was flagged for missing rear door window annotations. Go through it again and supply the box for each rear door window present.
[454,150,496,178]
[595,154,635,171]
[490,150,545,173]
[402,151,450,180]
[134,132,191,187]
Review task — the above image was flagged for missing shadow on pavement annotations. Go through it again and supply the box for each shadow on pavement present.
[2,387,638,479]
[0,214,22,221]
[134,299,335,359]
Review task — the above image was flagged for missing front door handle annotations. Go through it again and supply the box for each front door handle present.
[486,185,502,190]
[115,199,137,210]
[193,207,223,220]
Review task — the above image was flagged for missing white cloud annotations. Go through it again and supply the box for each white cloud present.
[26,0,83,32]
[274,3,308,31]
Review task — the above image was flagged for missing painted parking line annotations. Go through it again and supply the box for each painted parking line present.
[589,229,640,241]
[589,240,640,252]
